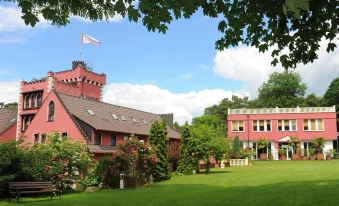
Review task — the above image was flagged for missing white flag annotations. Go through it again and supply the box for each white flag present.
[81,34,101,45]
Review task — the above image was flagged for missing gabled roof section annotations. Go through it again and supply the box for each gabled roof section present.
[278,136,291,142]
[56,92,180,139]
[0,108,17,134]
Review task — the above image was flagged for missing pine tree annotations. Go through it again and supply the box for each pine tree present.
[177,122,195,175]
[233,135,241,158]
[149,121,170,181]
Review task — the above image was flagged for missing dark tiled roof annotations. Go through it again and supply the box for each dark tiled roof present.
[0,108,17,134]
[56,92,180,139]
[88,145,117,153]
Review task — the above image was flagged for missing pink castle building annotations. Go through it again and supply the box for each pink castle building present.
[227,107,337,160]
[0,61,180,159]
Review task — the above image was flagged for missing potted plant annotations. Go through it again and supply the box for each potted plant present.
[257,138,269,160]
[326,151,332,160]
[279,148,287,160]
[326,149,336,160]
[332,150,338,159]
[309,148,316,160]
[288,136,299,160]
[313,137,325,160]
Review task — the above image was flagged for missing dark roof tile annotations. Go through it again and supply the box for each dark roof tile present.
[56,92,180,139]
[0,108,17,134]
[88,145,117,153]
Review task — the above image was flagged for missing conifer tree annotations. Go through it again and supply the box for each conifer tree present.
[177,122,195,175]
[149,121,170,181]
[232,136,241,158]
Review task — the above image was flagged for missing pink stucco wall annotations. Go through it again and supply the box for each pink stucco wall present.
[227,112,337,142]
[92,130,148,146]
[53,66,106,85]
[22,91,86,145]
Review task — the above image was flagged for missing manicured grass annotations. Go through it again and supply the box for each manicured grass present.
[2,160,339,206]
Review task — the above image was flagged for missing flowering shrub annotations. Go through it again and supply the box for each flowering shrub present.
[25,133,93,190]
[0,133,93,195]
[96,136,158,188]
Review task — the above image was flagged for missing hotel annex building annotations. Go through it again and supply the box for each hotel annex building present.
[228,107,337,160]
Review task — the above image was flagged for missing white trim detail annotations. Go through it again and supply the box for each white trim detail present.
[229,107,335,115]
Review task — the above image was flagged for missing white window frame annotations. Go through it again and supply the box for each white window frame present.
[231,120,245,132]
[252,120,272,132]
[277,119,297,131]
[303,119,325,131]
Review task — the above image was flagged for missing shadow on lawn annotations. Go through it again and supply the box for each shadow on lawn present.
[2,180,339,205]
[133,180,339,206]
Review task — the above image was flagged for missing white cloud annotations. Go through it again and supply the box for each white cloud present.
[0,70,10,76]
[198,62,209,70]
[103,83,244,124]
[213,46,283,97]
[0,5,50,32]
[177,73,194,80]
[213,40,339,97]
[0,35,27,44]
[0,81,20,103]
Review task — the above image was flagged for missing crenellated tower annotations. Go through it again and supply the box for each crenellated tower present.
[16,61,106,138]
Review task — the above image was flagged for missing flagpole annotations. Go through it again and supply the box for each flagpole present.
[79,33,83,60]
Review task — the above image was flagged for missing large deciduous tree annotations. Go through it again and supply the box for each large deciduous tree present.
[6,0,338,69]
[302,93,323,107]
[148,120,170,181]
[204,95,261,131]
[323,77,339,128]
[191,115,228,174]
[177,122,195,175]
[258,71,307,107]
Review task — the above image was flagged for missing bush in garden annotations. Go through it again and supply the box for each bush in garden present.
[25,133,93,191]
[80,169,99,189]
[96,136,157,188]
[0,140,29,196]
[0,134,93,194]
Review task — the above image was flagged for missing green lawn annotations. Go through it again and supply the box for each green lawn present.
[2,160,339,206]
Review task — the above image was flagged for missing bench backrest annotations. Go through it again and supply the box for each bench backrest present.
[9,182,56,193]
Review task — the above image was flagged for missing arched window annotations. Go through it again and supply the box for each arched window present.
[48,101,55,121]
[25,95,31,109]
[37,93,42,107]
[31,94,36,108]
[22,116,30,131]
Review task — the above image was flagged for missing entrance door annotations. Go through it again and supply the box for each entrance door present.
[281,145,293,160]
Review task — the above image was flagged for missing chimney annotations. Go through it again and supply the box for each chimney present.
[160,113,174,128]
[72,60,87,69]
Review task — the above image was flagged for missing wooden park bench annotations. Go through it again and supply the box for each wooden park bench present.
[9,182,61,203]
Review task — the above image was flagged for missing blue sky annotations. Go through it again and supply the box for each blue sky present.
[0,3,240,93]
[0,3,338,124]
